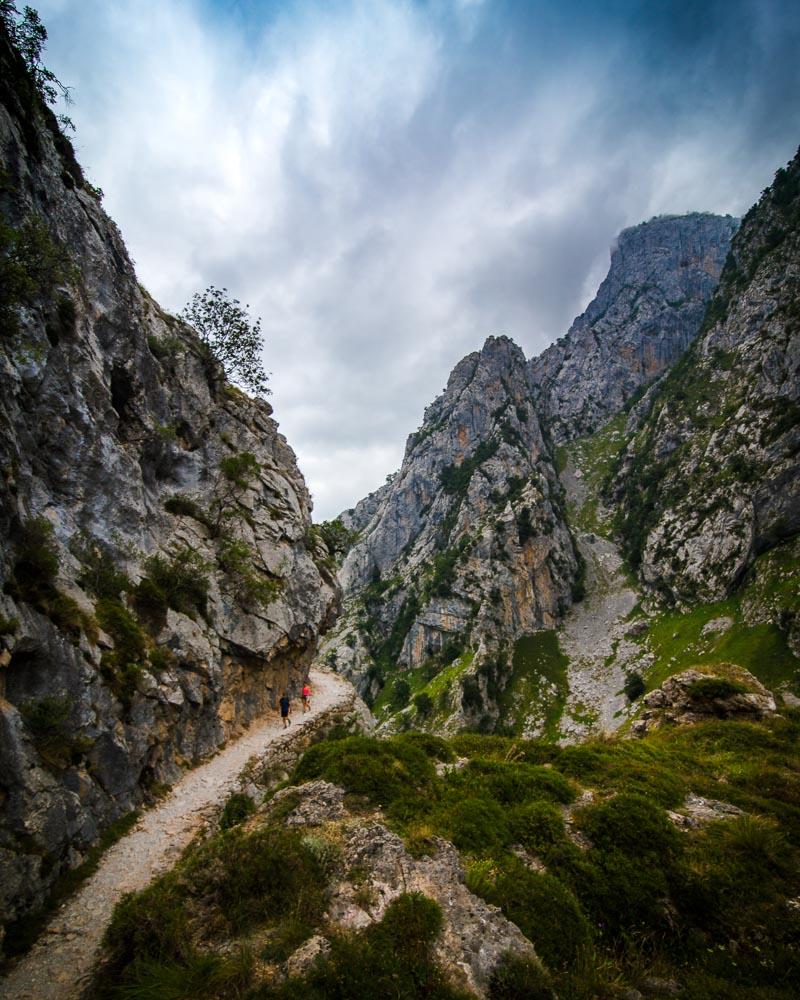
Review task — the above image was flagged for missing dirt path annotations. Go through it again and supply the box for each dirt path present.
[557,456,642,743]
[1,669,355,1000]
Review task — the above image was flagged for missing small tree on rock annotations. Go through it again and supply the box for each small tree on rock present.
[181,285,270,397]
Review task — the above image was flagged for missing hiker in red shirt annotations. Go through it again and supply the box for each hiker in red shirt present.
[301,682,311,713]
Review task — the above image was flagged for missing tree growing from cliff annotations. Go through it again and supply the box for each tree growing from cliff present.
[181,285,270,397]
[1,1,74,130]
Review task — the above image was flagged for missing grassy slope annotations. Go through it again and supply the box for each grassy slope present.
[499,632,569,739]
[93,716,800,1000]
[550,416,800,736]
[372,650,475,729]
[631,539,800,699]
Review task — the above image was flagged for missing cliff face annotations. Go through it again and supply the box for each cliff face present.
[530,213,737,443]
[613,150,800,605]
[0,28,337,940]
[322,336,578,730]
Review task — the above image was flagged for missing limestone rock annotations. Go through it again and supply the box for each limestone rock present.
[531,214,737,443]
[631,668,776,736]
[265,780,345,827]
[327,822,539,996]
[283,935,330,978]
[323,336,579,725]
[667,792,744,830]
[614,150,800,604]
[0,33,338,942]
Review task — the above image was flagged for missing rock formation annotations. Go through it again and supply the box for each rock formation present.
[0,23,336,944]
[326,212,739,733]
[614,149,800,604]
[325,336,579,727]
[530,213,737,442]
[630,667,776,736]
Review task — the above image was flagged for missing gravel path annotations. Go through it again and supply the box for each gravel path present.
[557,456,642,743]
[0,669,354,1000]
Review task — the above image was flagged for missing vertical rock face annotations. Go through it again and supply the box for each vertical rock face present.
[614,149,800,604]
[0,27,337,940]
[324,336,579,723]
[530,213,738,442]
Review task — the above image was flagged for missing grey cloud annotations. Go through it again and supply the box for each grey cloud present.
[36,0,800,518]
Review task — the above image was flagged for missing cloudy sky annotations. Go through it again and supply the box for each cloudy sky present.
[34,0,800,519]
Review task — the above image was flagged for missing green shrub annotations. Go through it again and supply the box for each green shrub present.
[555,740,688,807]
[96,599,147,707]
[72,534,132,600]
[147,644,176,674]
[293,735,437,808]
[317,517,359,559]
[390,677,411,711]
[46,590,93,639]
[687,676,748,701]
[274,893,467,1000]
[577,793,682,861]
[218,535,282,608]
[458,759,576,805]
[393,731,454,763]
[260,916,316,963]
[507,800,568,855]
[219,792,256,831]
[0,614,19,635]
[484,862,592,970]
[440,439,498,497]
[553,843,675,942]
[488,952,553,999]
[137,547,210,620]
[103,823,332,980]
[623,671,646,701]
[20,695,74,768]
[147,334,185,360]
[414,692,434,718]
[676,814,790,938]
[517,506,535,545]
[164,494,209,525]
[435,795,509,852]
[0,215,73,337]
[219,451,261,488]
[7,521,98,640]
[11,516,59,604]
[109,952,248,1000]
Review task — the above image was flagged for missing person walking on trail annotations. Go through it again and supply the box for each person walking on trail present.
[302,682,311,713]
[279,692,291,728]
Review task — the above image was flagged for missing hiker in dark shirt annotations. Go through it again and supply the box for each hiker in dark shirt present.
[279,692,291,728]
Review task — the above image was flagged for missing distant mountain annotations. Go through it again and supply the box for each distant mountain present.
[326,335,578,729]
[321,212,742,733]
[531,213,737,442]
[614,149,800,605]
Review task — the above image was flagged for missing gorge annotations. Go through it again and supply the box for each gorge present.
[1,7,799,1000]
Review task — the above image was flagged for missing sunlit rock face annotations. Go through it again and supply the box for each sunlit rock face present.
[530,213,738,443]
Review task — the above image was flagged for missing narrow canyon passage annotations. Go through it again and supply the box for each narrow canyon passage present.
[0,670,355,1000]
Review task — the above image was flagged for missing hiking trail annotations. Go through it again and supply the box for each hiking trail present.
[1,669,355,1000]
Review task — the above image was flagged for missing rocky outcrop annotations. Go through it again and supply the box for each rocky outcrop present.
[531,213,737,443]
[0,24,337,945]
[323,336,579,727]
[264,780,541,997]
[614,150,800,604]
[630,668,776,736]
[329,823,540,996]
